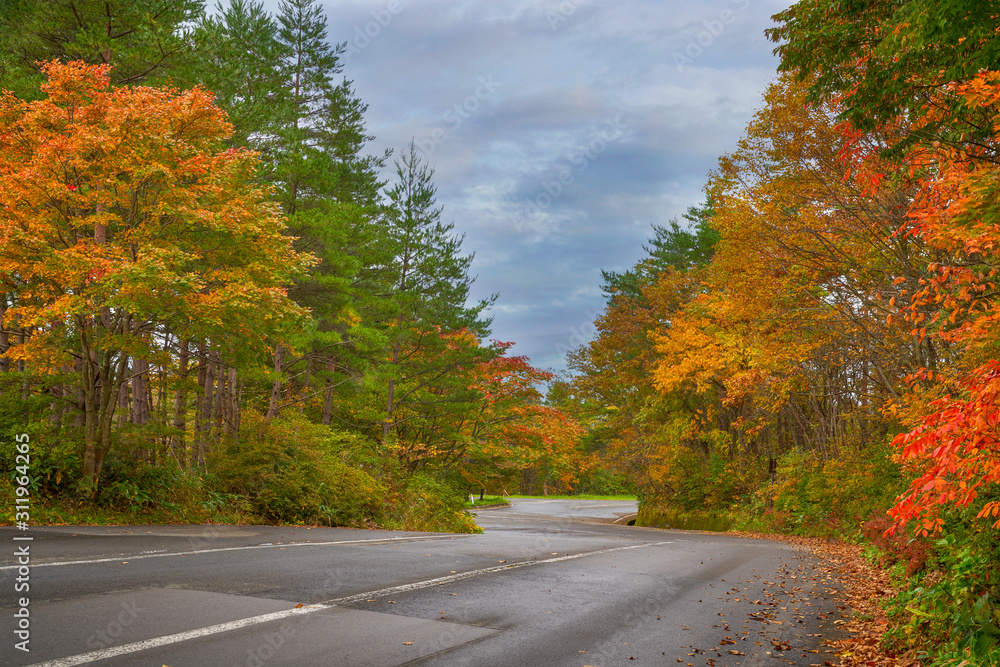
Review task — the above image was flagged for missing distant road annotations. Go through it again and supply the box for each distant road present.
[1,501,845,666]
[476,496,638,520]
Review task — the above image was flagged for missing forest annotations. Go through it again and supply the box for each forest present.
[2,1,1000,665]
[0,0,589,534]
[564,2,1000,663]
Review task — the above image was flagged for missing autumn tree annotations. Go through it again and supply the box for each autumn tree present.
[768,0,1000,146]
[690,74,930,451]
[575,75,932,513]
[0,0,205,96]
[570,205,719,500]
[0,61,314,489]
[459,350,583,495]
[769,1,1000,535]
[885,73,1000,534]
[369,143,496,457]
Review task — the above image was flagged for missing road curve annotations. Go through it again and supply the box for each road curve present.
[0,501,847,666]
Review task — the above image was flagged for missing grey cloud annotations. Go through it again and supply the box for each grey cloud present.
[284,0,793,372]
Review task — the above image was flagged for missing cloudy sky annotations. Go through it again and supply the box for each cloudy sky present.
[314,0,792,374]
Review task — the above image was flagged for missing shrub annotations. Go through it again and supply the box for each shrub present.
[210,411,387,527]
[884,531,1000,665]
[384,472,481,533]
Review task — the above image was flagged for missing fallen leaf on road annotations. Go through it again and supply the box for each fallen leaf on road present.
[402,642,413,645]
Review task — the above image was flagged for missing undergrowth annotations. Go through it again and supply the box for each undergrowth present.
[637,441,1000,665]
[0,412,480,534]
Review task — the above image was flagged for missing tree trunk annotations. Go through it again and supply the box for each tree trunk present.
[117,370,129,428]
[212,353,224,435]
[0,301,9,373]
[80,314,131,492]
[132,356,150,425]
[197,344,216,467]
[266,345,284,421]
[382,339,401,443]
[322,382,334,426]
[173,339,189,467]
[223,365,238,437]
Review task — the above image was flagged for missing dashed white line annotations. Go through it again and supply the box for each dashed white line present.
[26,540,670,666]
[0,534,455,571]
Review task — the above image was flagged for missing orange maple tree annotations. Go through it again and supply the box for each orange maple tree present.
[0,61,314,488]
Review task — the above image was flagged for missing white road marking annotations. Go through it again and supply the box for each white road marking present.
[26,605,328,667]
[0,534,454,571]
[26,540,670,667]
[325,541,671,606]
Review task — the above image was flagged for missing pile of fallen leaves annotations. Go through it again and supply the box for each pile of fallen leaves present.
[731,531,923,667]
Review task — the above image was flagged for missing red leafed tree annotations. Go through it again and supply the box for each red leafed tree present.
[891,364,1000,535]
[462,347,584,493]
[888,72,1000,534]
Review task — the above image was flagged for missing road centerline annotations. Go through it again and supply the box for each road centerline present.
[323,540,672,605]
[0,534,459,571]
[24,540,671,667]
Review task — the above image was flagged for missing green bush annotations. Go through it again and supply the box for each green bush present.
[751,441,906,537]
[381,471,481,534]
[210,411,387,526]
[884,531,1000,665]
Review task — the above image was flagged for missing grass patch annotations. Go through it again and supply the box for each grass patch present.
[508,494,637,501]
[463,495,510,509]
[18,496,256,527]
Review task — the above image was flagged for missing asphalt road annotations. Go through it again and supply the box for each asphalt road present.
[0,498,847,666]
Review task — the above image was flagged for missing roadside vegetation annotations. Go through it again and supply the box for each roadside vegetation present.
[462,495,510,510]
[560,3,1000,664]
[0,1,594,535]
[3,1,1000,665]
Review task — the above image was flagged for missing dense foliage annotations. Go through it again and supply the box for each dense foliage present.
[567,3,1000,664]
[4,2,998,661]
[0,0,588,533]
